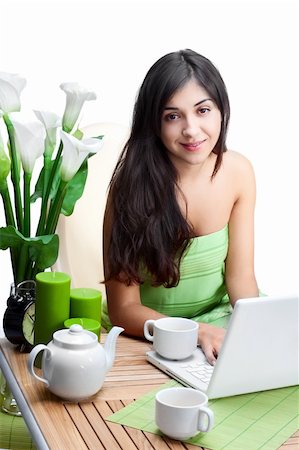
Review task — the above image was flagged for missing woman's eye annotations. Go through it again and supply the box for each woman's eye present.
[165,113,179,121]
[199,107,210,115]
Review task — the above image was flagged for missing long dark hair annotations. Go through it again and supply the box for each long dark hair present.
[105,49,230,287]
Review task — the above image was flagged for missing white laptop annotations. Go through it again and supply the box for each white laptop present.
[146,295,299,398]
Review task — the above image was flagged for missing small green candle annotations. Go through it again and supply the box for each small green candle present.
[64,318,101,339]
[34,272,71,349]
[70,288,102,325]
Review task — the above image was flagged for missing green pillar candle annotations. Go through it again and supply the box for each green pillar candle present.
[34,272,71,348]
[64,318,101,339]
[70,288,102,325]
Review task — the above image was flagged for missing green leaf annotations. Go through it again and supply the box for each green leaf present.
[28,234,59,269]
[31,159,62,203]
[61,147,100,216]
[61,160,88,216]
[0,226,59,270]
[0,226,22,248]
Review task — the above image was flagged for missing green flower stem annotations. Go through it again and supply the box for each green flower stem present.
[30,262,43,280]
[16,244,28,285]
[25,258,35,281]
[0,182,16,228]
[24,172,32,237]
[63,124,72,133]
[36,141,63,236]
[26,263,35,281]
[43,154,51,198]
[45,179,68,235]
[0,184,17,281]
[10,248,17,284]
[3,114,24,233]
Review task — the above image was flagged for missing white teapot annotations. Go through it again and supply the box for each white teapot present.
[28,324,124,401]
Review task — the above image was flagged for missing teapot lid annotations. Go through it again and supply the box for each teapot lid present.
[53,324,98,349]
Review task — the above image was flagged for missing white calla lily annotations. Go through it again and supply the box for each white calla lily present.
[10,118,46,174]
[0,72,26,114]
[60,82,96,133]
[34,110,61,156]
[60,130,103,182]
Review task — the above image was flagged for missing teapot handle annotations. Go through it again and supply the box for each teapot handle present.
[27,344,50,386]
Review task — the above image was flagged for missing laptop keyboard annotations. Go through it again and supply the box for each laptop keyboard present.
[180,361,214,384]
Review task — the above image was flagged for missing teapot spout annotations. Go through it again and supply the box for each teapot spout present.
[104,326,124,371]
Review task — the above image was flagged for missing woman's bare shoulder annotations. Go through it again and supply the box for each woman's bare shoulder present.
[223,150,255,177]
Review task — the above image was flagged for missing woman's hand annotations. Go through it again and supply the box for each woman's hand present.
[198,322,226,365]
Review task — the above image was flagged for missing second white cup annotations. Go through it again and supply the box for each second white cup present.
[144,317,198,360]
[155,387,214,440]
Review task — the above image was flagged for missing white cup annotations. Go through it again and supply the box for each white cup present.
[155,387,214,440]
[143,317,198,360]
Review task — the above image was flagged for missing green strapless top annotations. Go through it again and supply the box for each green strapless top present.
[140,225,232,324]
[101,225,232,331]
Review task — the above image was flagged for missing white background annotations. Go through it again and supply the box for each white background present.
[0,0,298,332]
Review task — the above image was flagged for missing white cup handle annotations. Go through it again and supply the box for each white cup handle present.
[197,405,214,432]
[27,344,50,387]
[144,319,155,342]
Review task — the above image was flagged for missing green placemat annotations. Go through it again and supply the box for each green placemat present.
[0,411,35,450]
[107,381,299,450]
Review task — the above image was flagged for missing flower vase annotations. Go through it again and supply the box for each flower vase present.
[2,280,36,417]
[0,370,21,416]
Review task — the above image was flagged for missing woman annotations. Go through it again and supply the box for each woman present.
[103,49,259,365]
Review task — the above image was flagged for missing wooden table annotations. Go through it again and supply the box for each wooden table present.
[0,336,298,450]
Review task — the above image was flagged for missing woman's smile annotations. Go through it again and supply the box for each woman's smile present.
[180,139,207,152]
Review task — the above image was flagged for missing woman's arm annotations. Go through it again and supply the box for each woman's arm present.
[225,155,259,304]
[105,279,165,335]
[199,155,259,365]
[106,278,224,365]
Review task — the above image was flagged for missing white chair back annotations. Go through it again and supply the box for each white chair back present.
[53,122,128,297]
